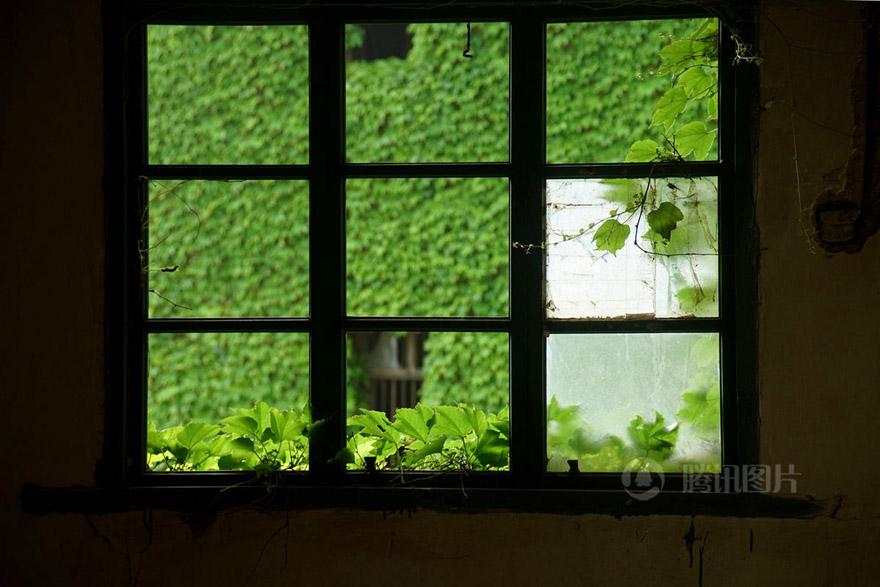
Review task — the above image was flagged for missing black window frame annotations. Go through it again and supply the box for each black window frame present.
[99,0,764,513]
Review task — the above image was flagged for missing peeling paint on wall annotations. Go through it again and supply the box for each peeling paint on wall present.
[814,6,880,252]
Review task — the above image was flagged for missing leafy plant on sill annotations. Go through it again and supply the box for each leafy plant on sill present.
[341,403,510,471]
[546,336,722,473]
[146,380,720,475]
[147,401,318,474]
[546,396,681,472]
[146,401,510,472]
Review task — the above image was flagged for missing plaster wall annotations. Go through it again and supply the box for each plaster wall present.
[2,1,878,584]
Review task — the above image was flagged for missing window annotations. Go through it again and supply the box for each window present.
[109,1,756,504]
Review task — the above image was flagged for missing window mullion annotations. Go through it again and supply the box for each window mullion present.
[129,21,149,483]
[509,13,546,480]
[722,23,758,467]
[309,13,346,474]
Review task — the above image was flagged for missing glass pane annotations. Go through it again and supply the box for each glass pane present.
[347,178,509,317]
[148,25,309,164]
[147,332,310,471]
[546,333,721,472]
[545,177,718,319]
[147,180,308,318]
[546,18,718,163]
[346,331,509,471]
[346,22,509,162]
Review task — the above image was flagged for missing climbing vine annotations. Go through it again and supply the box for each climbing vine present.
[519,18,721,314]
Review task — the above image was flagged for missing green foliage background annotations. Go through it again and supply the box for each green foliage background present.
[546,20,697,162]
[146,19,698,428]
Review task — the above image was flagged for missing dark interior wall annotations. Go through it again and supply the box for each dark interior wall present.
[2,1,879,585]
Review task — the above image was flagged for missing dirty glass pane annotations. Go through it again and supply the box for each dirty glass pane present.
[545,177,718,319]
[546,333,721,473]
[147,180,308,318]
[345,22,509,162]
[546,18,718,163]
[346,177,509,317]
[148,25,309,164]
[147,332,310,471]
[345,331,509,471]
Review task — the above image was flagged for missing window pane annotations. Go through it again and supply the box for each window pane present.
[147,333,310,471]
[546,19,718,163]
[545,177,718,319]
[346,178,509,317]
[346,331,509,471]
[546,333,721,473]
[345,22,509,162]
[148,25,309,164]
[147,180,308,318]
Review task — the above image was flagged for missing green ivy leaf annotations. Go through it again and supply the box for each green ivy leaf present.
[252,402,273,438]
[473,428,509,467]
[677,388,720,434]
[170,446,189,464]
[220,415,258,436]
[707,94,718,120]
[488,408,509,438]
[462,405,489,439]
[673,121,715,160]
[230,437,255,453]
[642,229,667,245]
[348,409,397,443]
[176,422,220,451]
[659,40,700,75]
[146,422,165,453]
[691,335,720,368]
[625,139,660,163]
[206,434,231,457]
[432,405,474,438]
[217,454,242,470]
[230,402,273,439]
[627,412,679,459]
[389,407,431,444]
[409,436,447,464]
[547,396,587,460]
[270,409,306,443]
[676,67,714,97]
[592,219,630,256]
[567,427,599,458]
[647,202,685,241]
[651,88,688,132]
[675,286,716,315]
[690,18,719,42]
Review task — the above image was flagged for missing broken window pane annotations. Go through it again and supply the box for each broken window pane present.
[545,177,718,319]
[546,333,721,472]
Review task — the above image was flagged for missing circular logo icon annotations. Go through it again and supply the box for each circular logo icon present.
[621,458,665,501]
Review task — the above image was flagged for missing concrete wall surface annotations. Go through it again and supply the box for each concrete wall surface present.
[2,1,878,585]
